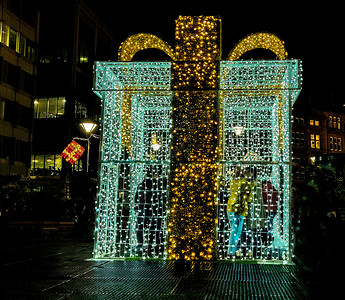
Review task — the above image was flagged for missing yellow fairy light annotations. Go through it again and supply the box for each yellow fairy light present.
[93,15,302,263]
[227,32,287,61]
[118,33,175,61]
[168,16,221,260]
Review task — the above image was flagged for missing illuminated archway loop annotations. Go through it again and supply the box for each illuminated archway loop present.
[227,32,287,60]
[118,33,175,61]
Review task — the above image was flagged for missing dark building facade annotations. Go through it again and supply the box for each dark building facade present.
[31,0,117,176]
[292,103,345,181]
[0,0,39,175]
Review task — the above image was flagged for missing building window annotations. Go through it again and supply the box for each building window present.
[0,22,36,62]
[311,134,315,148]
[337,117,341,130]
[295,132,299,146]
[3,99,17,124]
[310,119,319,126]
[74,101,87,119]
[31,153,83,175]
[0,135,14,160]
[0,99,5,120]
[19,34,26,56]
[334,137,338,151]
[7,62,20,88]
[9,28,19,51]
[1,22,9,46]
[293,165,306,181]
[300,166,305,181]
[31,154,63,176]
[300,132,305,147]
[294,117,304,124]
[15,139,29,163]
[311,134,320,149]
[329,137,343,151]
[315,134,320,149]
[34,97,66,118]
[79,47,89,63]
[22,71,34,94]
[329,116,332,127]
[293,132,305,147]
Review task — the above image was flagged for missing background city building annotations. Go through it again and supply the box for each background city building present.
[31,0,118,177]
[292,100,345,182]
[0,0,39,175]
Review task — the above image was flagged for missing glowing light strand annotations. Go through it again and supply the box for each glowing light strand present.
[93,16,302,263]
[227,32,288,61]
[118,33,175,62]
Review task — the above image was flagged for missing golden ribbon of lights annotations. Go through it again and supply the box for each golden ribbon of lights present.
[116,19,289,261]
[167,16,222,261]
[118,33,175,61]
[118,32,287,62]
[227,32,287,60]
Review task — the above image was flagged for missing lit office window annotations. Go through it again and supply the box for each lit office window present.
[310,119,319,126]
[334,137,338,151]
[311,134,320,149]
[31,154,63,176]
[315,134,320,149]
[34,97,66,118]
[310,134,315,148]
[0,22,9,46]
[337,117,341,130]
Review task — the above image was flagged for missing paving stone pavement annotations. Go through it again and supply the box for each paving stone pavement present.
[0,236,327,299]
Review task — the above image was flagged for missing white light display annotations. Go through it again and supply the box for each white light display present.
[94,62,172,259]
[92,16,302,263]
[217,60,301,261]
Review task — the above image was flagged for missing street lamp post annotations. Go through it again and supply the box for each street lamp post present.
[74,119,99,173]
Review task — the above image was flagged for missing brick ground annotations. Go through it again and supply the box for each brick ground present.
[0,236,331,299]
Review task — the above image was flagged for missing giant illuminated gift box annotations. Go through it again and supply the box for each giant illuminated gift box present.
[93,16,302,262]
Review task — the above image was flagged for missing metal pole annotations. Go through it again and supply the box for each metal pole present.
[87,137,90,173]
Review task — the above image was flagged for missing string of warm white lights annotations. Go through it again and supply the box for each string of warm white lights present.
[93,16,302,262]
[227,32,288,61]
[118,33,175,62]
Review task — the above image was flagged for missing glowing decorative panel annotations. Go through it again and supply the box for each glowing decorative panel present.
[228,33,288,61]
[93,62,172,259]
[217,60,301,261]
[61,140,85,165]
[93,15,302,263]
[167,16,221,261]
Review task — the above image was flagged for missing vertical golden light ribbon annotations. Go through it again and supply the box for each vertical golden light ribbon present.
[227,32,288,155]
[117,34,175,153]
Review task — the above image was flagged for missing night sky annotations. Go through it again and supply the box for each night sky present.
[87,0,343,107]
